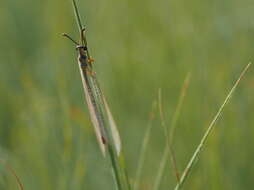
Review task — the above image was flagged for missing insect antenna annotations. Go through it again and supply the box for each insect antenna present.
[71,0,92,58]
[62,33,79,45]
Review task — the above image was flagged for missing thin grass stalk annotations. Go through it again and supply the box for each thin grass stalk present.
[90,74,129,190]
[153,147,169,190]
[0,160,24,190]
[71,0,83,32]
[153,74,191,190]
[169,73,191,143]
[174,62,252,190]
[134,100,157,190]
[158,89,180,182]
[153,73,191,190]
[153,89,179,189]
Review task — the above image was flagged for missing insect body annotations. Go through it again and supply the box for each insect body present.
[63,29,121,156]
[77,45,88,66]
[63,1,124,189]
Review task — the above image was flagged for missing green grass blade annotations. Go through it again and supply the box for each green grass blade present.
[71,0,83,32]
[174,62,252,190]
[0,160,24,190]
[158,89,179,182]
[169,73,191,143]
[153,74,191,190]
[89,76,129,190]
[134,100,157,190]
[153,147,169,190]
[153,89,180,190]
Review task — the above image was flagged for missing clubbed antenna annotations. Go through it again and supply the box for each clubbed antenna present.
[62,33,79,45]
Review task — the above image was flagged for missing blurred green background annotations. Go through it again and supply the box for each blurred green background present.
[0,0,254,189]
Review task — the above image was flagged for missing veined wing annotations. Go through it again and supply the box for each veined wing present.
[90,74,121,156]
[79,64,106,155]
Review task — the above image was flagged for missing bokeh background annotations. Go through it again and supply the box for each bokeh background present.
[0,0,254,189]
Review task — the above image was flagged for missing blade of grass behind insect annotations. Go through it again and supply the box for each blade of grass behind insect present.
[153,74,191,190]
[90,75,130,190]
[71,0,83,32]
[71,0,89,49]
[102,96,131,190]
[133,100,157,190]
[91,74,129,189]
[174,62,252,190]
[96,81,129,189]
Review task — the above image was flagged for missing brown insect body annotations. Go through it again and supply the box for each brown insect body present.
[63,28,121,156]
[77,45,108,151]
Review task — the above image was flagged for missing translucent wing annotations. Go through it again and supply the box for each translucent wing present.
[102,94,121,155]
[90,75,121,155]
[79,65,106,155]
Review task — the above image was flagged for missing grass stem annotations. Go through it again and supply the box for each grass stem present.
[174,63,251,190]
[134,100,157,190]
[154,74,191,190]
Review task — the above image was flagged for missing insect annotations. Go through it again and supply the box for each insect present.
[63,28,121,156]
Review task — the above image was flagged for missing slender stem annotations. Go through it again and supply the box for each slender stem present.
[71,0,83,32]
[154,74,191,190]
[158,89,180,183]
[108,145,123,190]
[71,0,91,57]
[174,63,252,190]
[169,72,191,143]
[134,100,157,190]
[0,160,24,190]
[153,147,169,190]
[91,76,129,190]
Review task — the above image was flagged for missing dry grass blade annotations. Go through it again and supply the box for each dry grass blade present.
[0,160,24,190]
[174,62,252,190]
[153,73,191,190]
[134,100,157,190]
[153,89,179,190]
[169,72,191,143]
